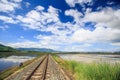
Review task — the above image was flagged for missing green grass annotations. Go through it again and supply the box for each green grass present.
[53,55,120,80]
[67,61,120,80]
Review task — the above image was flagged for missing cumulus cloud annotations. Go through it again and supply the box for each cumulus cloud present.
[7,40,60,50]
[65,9,83,23]
[0,0,22,24]
[35,6,44,11]
[63,43,92,52]
[15,5,120,50]
[0,15,18,23]
[1,2,120,51]
[7,41,41,48]
[83,7,120,29]
[65,0,93,7]
[64,7,120,46]
[71,27,120,43]
[7,35,94,51]
[17,5,65,35]
[0,0,22,13]
[65,7,120,30]
[36,34,71,45]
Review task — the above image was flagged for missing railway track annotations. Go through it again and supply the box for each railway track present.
[5,54,71,80]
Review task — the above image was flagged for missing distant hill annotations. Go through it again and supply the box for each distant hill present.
[16,48,57,52]
[0,44,16,52]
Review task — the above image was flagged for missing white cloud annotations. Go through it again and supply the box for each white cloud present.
[7,41,40,48]
[26,10,41,21]
[0,15,18,23]
[7,36,94,51]
[65,9,83,23]
[111,43,120,46]
[1,3,119,51]
[20,36,24,39]
[83,7,120,29]
[16,6,120,48]
[65,0,93,7]
[71,27,120,43]
[25,2,31,8]
[35,6,44,11]
[35,34,70,45]
[7,40,60,50]
[63,44,92,52]
[65,7,120,30]
[107,1,114,5]
[63,7,120,47]
[48,6,60,13]
[17,5,60,31]
[0,0,22,13]
[0,25,9,31]
[13,0,22,3]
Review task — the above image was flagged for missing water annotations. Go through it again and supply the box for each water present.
[0,55,35,72]
[58,54,120,63]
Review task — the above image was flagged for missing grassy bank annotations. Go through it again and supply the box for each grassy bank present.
[0,57,38,80]
[53,55,120,80]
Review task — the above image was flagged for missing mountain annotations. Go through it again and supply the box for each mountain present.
[16,48,56,52]
[0,44,16,52]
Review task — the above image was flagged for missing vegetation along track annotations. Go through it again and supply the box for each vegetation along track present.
[5,54,71,80]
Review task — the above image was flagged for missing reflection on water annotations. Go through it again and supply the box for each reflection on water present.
[0,55,35,72]
[58,54,120,63]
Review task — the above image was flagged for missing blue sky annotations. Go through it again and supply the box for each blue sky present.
[0,0,120,52]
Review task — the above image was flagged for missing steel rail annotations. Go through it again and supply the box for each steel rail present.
[25,55,48,80]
